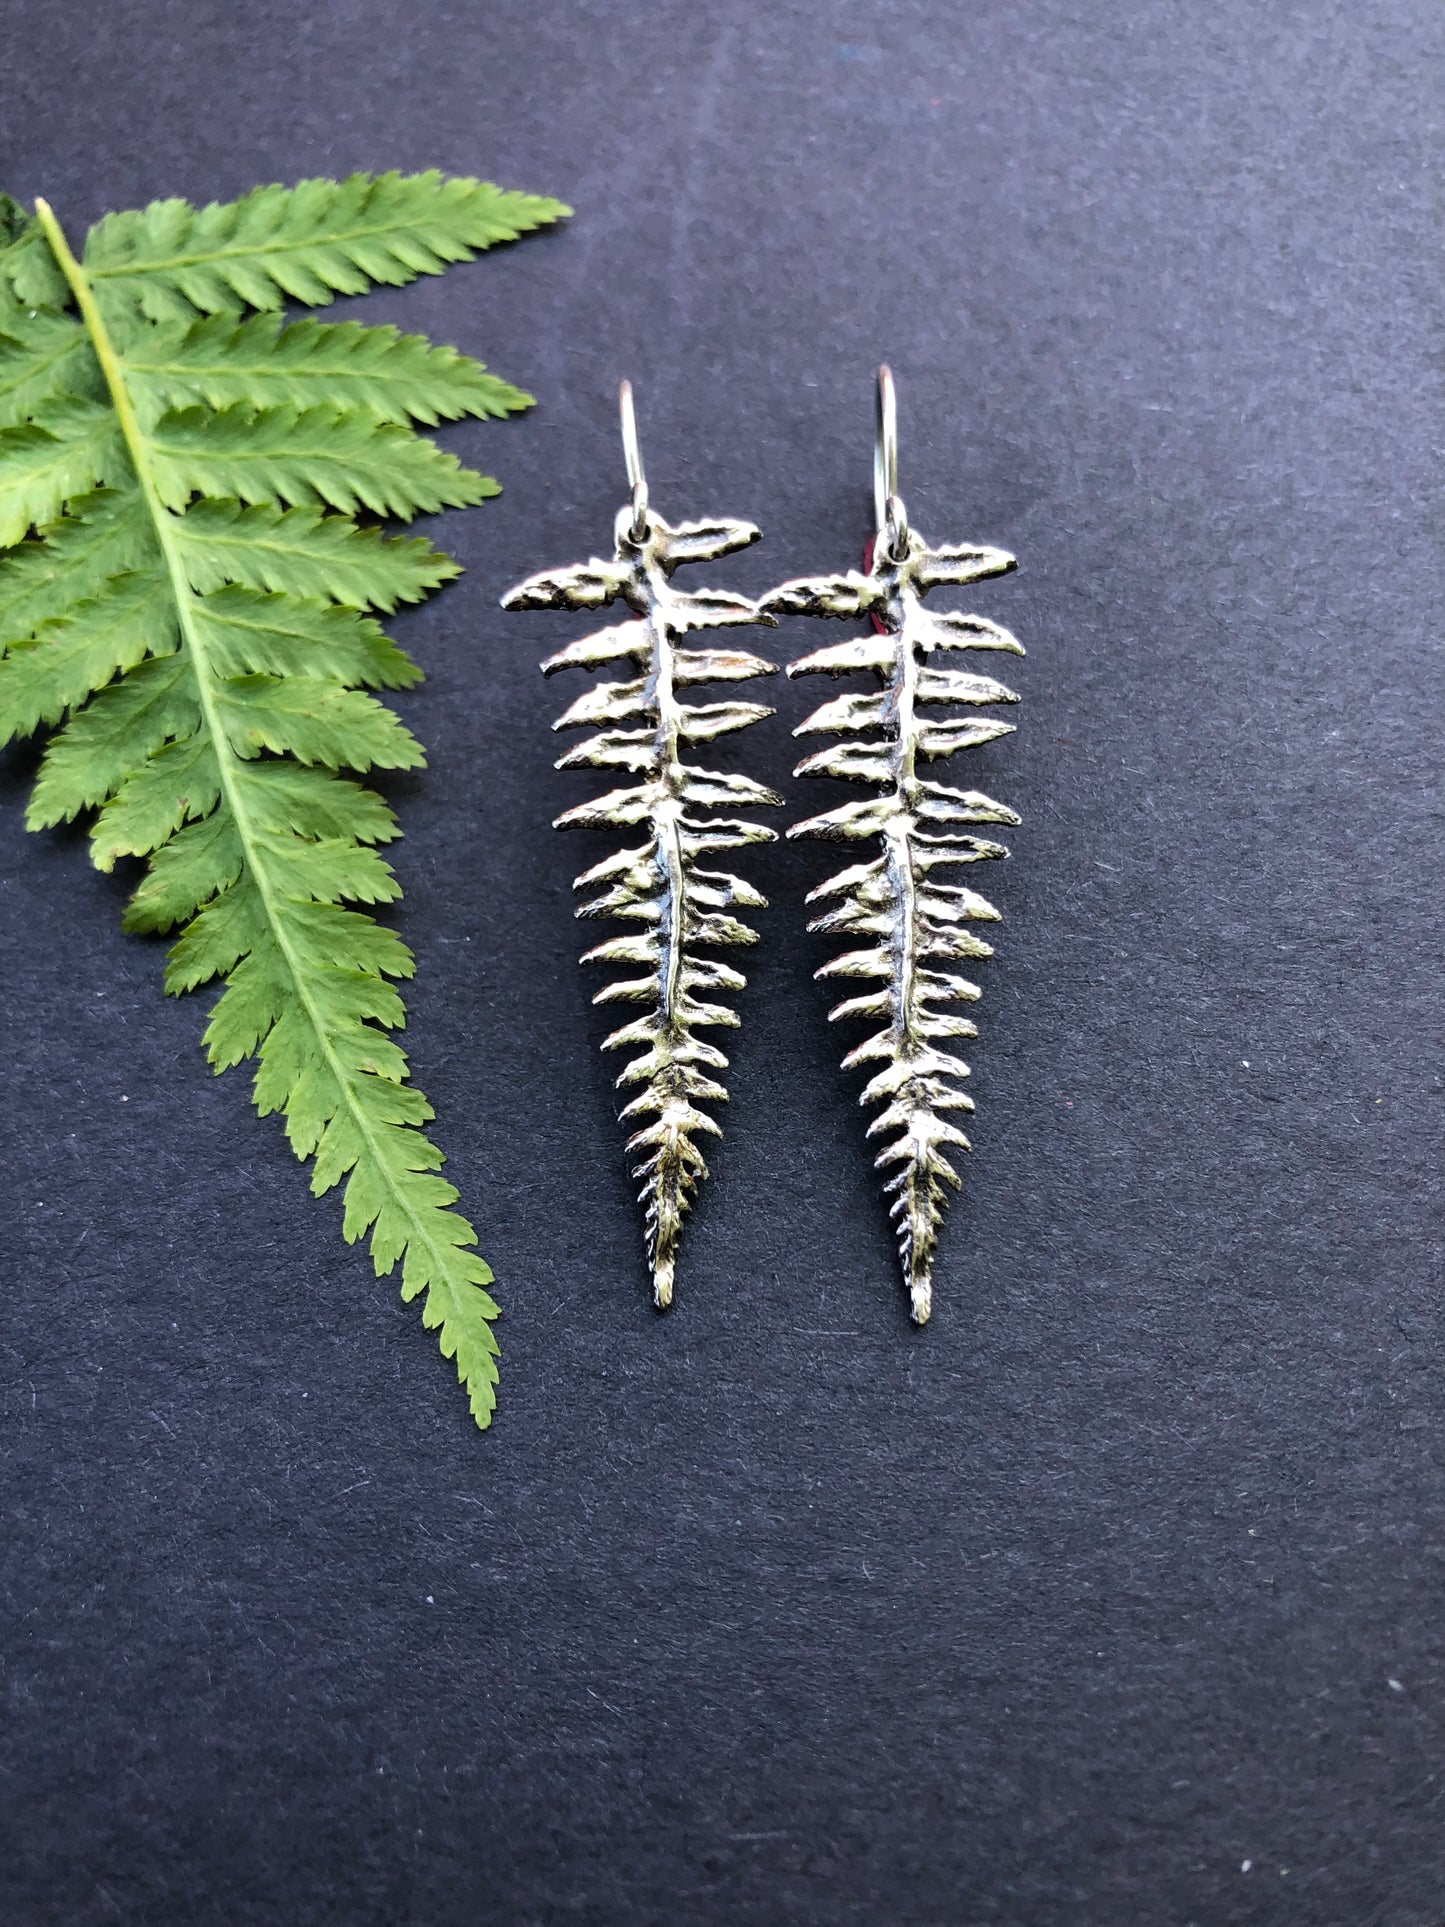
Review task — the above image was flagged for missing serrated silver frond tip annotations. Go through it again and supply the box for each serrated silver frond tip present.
[779,523,1022,1320]
[503,509,779,1307]
[910,1275,933,1325]
[652,1249,676,1311]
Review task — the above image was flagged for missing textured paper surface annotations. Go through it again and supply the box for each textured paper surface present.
[1,2,1441,1921]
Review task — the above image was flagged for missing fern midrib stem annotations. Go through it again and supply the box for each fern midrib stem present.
[886,588,921,1065]
[649,585,685,1041]
[882,594,931,1275]
[36,199,460,1284]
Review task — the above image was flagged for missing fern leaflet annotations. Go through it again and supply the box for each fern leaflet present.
[0,173,569,1428]
[764,522,1023,1323]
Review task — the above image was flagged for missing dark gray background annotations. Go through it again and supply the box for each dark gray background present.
[1,2,1441,1922]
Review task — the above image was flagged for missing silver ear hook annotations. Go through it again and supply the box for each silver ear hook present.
[873,364,909,562]
[619,380,650,543]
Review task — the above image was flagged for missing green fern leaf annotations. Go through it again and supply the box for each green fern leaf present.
[122,808,244,934]
[0,398,128,544]
[26,651,199,825]
[147,401,497,519]
[1,173,568,1430]
[169,497,460,611]
[0,566,173,733]
[189,585,421,689]
[0,310,103,426]
[216,672,425,769]
[127,315,533,425]
[89,730,222,866]
[0,490,154,641]
[0,493,151,643]
[0,195,68,310]
[83,170,570,322]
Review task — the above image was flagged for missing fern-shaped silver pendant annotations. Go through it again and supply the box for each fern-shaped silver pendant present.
[762,369,1024,1323]
[502,385,779,1307]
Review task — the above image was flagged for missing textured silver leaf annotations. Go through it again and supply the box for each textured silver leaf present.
[538,620,652,677]
[504,507,779,1307]
[502,556,636,611]
[673,646,779,685]
[765,570,884,620]
[920,610,1024,654]
[764,521,1023,1323]
[551,677,649,730]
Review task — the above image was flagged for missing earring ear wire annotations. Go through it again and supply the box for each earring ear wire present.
[872,364,909,563]
[618,378,651,544]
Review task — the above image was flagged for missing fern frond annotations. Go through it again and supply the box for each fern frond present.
[763,531,1022,1324]
[504,511,780,1307]
[0,174,567,1430]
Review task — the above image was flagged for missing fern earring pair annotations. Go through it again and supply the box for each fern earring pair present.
[503,371,1023,1322]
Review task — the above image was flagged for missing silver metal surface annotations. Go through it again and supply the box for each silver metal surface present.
[502,384,781,1308]
[764,369,1024,1323]
[618,378,650,543]
[872,363,909,562]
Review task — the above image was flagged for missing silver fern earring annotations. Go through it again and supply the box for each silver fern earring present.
[501,383,781,1308]
[761,367,1024,1324]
